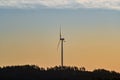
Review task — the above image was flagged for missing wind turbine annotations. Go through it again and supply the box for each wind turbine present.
[57,27,65,67]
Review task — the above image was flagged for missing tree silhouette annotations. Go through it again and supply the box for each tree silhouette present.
[0,65,120,80]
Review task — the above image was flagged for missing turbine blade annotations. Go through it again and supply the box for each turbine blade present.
[57,40,60,51]
[60,26,61,39]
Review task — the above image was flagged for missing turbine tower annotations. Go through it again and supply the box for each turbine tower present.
[58,27,65,67]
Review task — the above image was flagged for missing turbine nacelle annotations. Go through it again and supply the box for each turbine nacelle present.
[60,38,64,40]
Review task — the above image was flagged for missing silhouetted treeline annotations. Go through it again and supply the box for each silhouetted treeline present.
[0,65,120,80]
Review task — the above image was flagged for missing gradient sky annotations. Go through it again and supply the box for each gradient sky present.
[0,0,120,72]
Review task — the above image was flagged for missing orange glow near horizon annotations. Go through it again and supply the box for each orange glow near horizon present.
[1,28,120,72]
